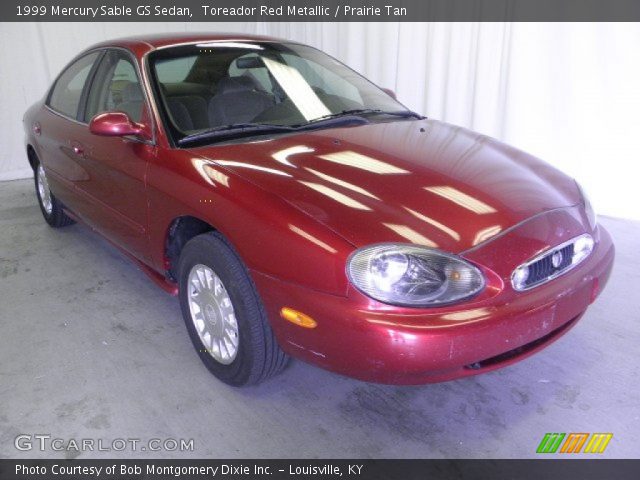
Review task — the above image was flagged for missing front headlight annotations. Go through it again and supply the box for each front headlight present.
[576,181,597,230]
[347,244,485,307]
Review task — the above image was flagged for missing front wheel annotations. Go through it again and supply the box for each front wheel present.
[34,159,75,228]
[178,232,288,386]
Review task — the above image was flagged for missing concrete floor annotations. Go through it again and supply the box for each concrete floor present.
[0,178,638,459]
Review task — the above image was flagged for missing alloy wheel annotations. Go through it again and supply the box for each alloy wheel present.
[187,264,240,364]
[37,164,53,214]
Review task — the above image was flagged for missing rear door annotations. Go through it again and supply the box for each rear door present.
[37,50,102,216]
[72,49,155,262]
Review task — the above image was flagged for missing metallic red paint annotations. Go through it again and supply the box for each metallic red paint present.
[189,119,582,254]
[253,214,614,384]
[23,34,614,384]
[89,112,147,139]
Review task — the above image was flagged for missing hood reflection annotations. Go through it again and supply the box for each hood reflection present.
[193,118,580,252]
[272,145,314,167]
[383,223,437,247]
[424,186,496,215]
[299,181,371,211]
[318,150,409,175]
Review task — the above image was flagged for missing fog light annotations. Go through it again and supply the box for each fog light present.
[573,235,594,265]
[512,265,530,291]
[280,307,317,329]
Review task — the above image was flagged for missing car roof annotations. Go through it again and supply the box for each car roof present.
[87,32,291,53]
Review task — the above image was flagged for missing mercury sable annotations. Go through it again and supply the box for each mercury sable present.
[23,34,614,385]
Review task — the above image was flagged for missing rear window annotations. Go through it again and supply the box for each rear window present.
[48,52,100,118]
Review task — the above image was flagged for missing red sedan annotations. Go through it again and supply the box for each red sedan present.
[23,33,614,385]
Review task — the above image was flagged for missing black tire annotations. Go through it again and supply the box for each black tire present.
[33,157,75,228]
[178,232,289,386]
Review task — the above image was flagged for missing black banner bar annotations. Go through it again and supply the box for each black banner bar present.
[2,0,640,22]
[0,459,639,480]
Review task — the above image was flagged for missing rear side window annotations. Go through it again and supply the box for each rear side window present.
[48,52,100,119]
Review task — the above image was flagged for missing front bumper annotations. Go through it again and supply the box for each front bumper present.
[252,224,614,384]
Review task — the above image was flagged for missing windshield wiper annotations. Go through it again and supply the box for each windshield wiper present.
[308,109,424,123]
[178,123,296,146]
[177,109,421,146]
[291,114,370,130]
[178,115,372,146]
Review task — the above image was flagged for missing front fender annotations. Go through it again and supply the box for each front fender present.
[147,149,355,296]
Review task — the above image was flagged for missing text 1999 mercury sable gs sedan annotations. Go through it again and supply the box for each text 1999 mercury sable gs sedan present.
[24,34,614,385]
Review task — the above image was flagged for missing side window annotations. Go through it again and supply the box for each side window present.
[85,51,145,123]
[48,52,100,118]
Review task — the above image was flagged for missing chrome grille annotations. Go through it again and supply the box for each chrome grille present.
[511,234,594,291]
[526,244,573,287]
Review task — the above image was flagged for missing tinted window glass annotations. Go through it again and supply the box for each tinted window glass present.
[280,53,362,105]
[150,42,407,140]
[156,56,197,83]
[48,52,100,118]
[228,53,272,91]
[85,51,145,123]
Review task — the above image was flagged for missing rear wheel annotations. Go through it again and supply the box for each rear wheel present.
[178,232,288,386]
[34,159,74,228]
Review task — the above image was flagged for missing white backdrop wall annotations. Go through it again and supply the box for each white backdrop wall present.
[1,22,639,220]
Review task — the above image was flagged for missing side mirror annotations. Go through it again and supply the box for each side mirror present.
[89,112,147,139]
[381,88,397,100]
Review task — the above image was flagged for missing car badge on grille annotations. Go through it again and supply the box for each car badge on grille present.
[551,251,563,268]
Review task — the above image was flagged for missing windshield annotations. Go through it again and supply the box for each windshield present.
[148,41,413,145]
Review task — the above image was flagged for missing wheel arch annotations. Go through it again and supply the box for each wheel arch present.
[150,155,354,295]
[26,144,38,171]
[164,215,216,281]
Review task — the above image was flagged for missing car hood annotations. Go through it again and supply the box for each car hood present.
[190,118,581,253]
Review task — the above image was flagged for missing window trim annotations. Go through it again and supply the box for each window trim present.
[45,46,157,146]
[144,40,410,149]
[144,49,187,149]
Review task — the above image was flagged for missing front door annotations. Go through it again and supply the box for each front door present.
[72,49,155,262]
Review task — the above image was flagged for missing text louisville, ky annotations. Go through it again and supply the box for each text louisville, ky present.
[16,463,365,477]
